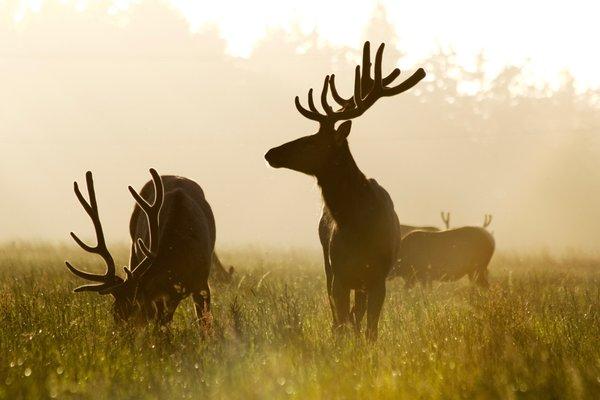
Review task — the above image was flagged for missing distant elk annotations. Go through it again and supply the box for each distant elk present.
[399,211,451,238]
[393,220,495,288]
[265,41,426,340]
[65,169,222,328]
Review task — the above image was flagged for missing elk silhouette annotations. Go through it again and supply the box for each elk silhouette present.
[393,218,495,288]
[65,169,219,328]
[265,41,425,341]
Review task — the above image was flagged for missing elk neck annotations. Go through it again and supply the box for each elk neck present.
[316,142,371,227]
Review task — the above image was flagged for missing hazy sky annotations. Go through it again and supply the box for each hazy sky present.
[6,0,600,90]
[1,0,600,252]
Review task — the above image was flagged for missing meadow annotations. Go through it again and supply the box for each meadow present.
[0,243,598,399]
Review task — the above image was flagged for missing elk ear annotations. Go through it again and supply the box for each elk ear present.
[334,121,352,142]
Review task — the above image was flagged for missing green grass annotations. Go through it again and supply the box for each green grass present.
[0,243,599,399]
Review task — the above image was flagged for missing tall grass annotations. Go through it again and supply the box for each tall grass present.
[0,243,598,399]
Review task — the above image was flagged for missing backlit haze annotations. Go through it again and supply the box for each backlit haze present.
[1,0,600,252]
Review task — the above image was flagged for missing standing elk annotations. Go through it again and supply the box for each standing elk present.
[265,41,426,341]
[392,224,495,288]
[65,169,217,329]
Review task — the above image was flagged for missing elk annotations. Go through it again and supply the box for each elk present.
[392,226,495,288]
[265,41,426,341]
[65,169,217,328]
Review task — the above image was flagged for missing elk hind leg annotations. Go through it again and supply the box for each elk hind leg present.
[366,280,386,342]
[351,290,367,335]
[323,254,337,326]
[331,276,351,332]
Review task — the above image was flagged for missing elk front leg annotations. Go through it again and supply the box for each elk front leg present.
[331,276,351,331]
[323,254,337,325]
[192,286,212,335]
[366,280,386,342]
[351,290,367,335]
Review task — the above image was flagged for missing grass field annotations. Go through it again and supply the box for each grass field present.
[0,243,599,399]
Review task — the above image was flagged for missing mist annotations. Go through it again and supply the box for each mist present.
[1,2,600,252]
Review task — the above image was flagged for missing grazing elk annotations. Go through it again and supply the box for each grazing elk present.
[392,226,495,288]
[265,41,426,341]
[65,169,217,328]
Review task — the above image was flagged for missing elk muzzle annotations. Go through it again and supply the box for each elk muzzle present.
[264,147,285,168]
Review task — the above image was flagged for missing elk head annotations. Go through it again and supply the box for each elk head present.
[265,41,426,176]
[65,169,164,323]
[441,211,451,230]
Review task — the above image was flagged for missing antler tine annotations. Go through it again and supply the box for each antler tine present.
[329,74,353,108]
[321,75,334,115]
[353,65,362,108]
[65,171,119,292]
[483,214,493,228]
[295,95,326,122]
[128,169,164,276]
[361,41,372,94]
[373,43,384,90]
[440,211,451,230]
[307,89,319,113]
[383,68,401,86]
[383,68,426,96]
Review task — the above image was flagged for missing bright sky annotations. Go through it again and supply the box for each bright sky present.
[7,0,600,89]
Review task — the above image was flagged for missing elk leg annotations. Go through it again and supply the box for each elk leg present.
[475,268,489,288]
[192,286,212,335]
[331,276,351,330]
[351,290,367,335]
[323,254,337,325]
[366,280,386,342]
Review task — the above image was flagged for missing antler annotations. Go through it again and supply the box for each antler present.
[66,169,164,293]
[441,211,451,230]
[65,171,122,293]
[295,41,426,126]
[125,168,164,278]
[483,214,493,228]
